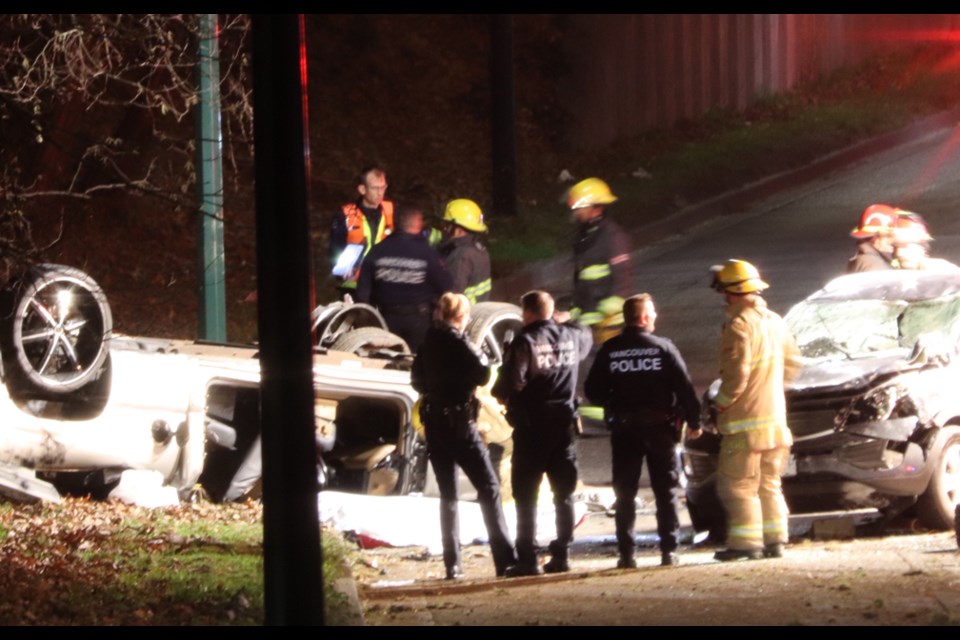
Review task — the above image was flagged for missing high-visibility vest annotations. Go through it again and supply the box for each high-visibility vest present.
[339,201,394,288]
[343,200,394,249]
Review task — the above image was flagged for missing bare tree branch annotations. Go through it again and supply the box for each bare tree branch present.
[0,14,252,264]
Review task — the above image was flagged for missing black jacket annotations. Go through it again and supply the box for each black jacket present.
[491,318,593,419]
[355,231,453,308]
[584,326,700,428]
[411,323,490,406]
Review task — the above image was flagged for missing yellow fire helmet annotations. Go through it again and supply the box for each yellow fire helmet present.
[443,198,487,233]
[566,177,618,210]
[710,259,769,294]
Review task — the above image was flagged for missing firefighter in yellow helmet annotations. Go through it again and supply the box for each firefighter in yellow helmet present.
[709,259,802,562]
[438,199,493,304]
[566,178,633,429]
[567,178,632,332]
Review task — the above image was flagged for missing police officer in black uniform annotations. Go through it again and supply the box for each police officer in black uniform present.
[356,206,453,352]
[492,290,593,576]
[584,293,702,569]
[412,292,517,579]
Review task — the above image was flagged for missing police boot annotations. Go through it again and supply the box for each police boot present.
[445,564,464,580]
[440,502,462,579]
[617,552,637,569]
[505,502,542,578]
[542,541,570,574]
[503,542,542,577]
[503,561,543,578]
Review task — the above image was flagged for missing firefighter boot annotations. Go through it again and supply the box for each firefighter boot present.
[713,548,763,562]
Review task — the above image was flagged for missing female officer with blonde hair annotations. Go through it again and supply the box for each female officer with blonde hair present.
[411,292,517,579]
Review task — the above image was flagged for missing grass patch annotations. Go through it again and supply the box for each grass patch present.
[322,528,361,625]
[0,499,270,625]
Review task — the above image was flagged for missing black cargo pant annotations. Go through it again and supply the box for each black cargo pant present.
[510,406,579,567]
[609,417,681,556]
[380,303,433,352]
[422,402,517,574]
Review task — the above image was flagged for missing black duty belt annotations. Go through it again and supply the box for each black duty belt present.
[610,408,675,424]
[380,302,432,315]
[423,397,478,415]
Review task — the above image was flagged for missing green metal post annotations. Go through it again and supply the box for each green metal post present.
[196,13,227,342]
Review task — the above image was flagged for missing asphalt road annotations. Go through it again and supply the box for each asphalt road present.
[575,122,960,485]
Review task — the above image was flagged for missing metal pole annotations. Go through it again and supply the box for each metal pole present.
[252,14,323,626]
[195,13,227,342]
[491,14,518,218]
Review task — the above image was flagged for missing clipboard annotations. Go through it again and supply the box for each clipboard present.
[332,243,366,278]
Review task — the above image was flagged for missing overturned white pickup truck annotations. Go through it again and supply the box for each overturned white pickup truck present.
[0,263,202,500]
[198,300,522,504]
[0,266,522,504]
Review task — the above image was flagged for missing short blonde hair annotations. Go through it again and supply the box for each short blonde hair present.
[438,292,470,324]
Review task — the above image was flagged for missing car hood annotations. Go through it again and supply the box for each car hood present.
[788,353,912,392]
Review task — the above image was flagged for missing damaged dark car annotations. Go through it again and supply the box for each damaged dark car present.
[683,270,960,537]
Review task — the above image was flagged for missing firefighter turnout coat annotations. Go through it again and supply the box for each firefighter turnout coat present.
[715,295,801,445]
[438,234,492,304]
[714,294,802,551]
[573,215,632,327]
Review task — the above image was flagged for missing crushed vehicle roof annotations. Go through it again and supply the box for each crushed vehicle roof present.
[810,270,960,303]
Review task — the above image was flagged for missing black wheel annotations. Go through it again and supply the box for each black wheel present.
[465,302,522,366]
[327,327,410,357]
[312,301,388,348]
[917,426,960,530]
[0,264,112,399]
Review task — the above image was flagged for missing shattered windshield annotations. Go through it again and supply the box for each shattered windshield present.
[785,294,960,360]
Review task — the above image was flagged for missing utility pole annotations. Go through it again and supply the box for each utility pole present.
[252,14,324,625]
[196,13,227,342]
